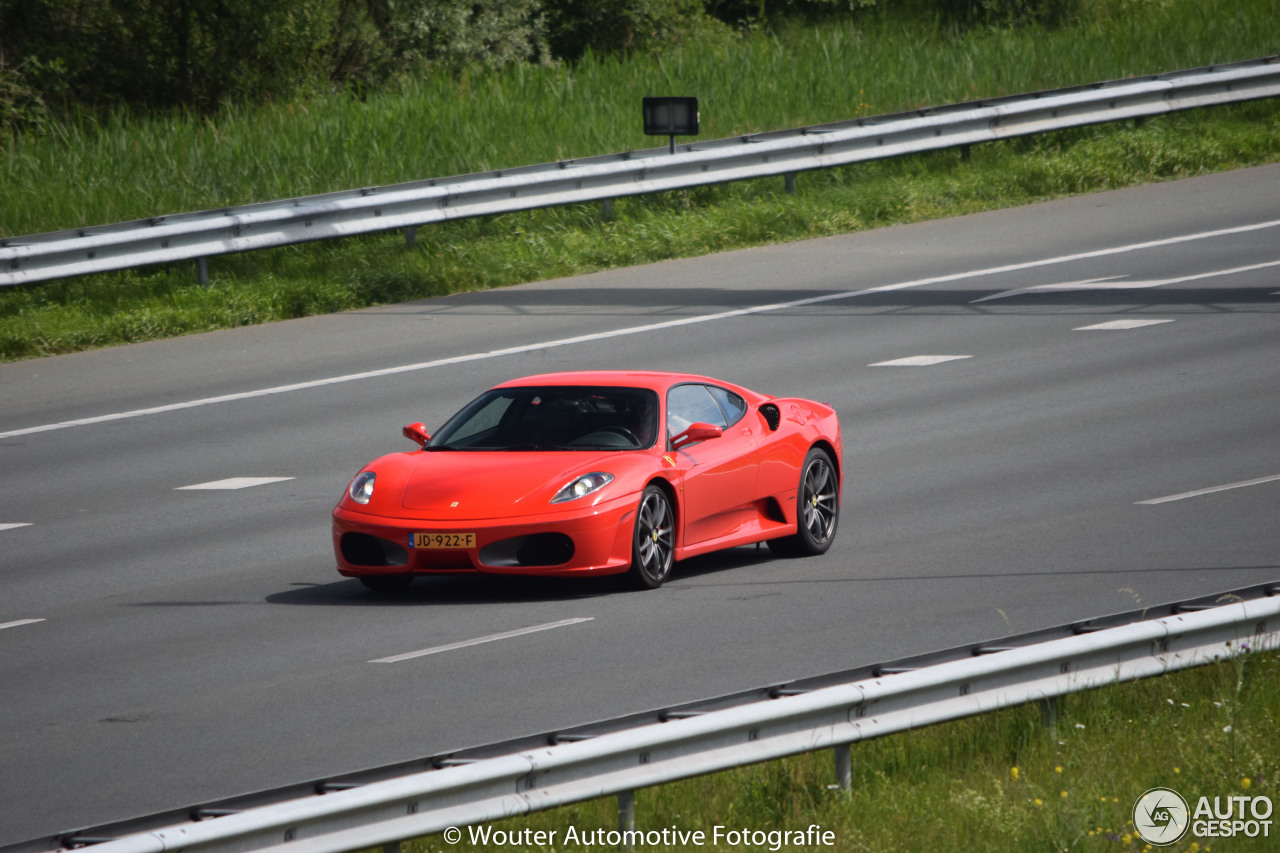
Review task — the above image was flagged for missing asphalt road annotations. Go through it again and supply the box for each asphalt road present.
[2,165,1278,843]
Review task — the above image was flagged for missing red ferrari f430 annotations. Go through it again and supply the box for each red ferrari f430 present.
[332,371,841,591]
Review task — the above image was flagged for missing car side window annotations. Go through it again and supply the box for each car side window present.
[706,385,747,428]
[667,384,728,436]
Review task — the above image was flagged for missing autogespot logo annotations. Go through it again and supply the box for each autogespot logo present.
[1134,787,1191,846]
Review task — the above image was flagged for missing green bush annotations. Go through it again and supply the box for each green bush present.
[0,54,60,135]
[545,0,719,59]
[0,0,552,121]
[934,0,1080,26]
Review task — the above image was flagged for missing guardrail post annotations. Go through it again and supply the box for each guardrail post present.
[1039,696,1058,739]
[602,198,615,222]
[617,790,635,848]
[834,745,851,794]
[405,227,417,248]
[784,174,796,194]
[381,842,400,853]
[197,258,209,286]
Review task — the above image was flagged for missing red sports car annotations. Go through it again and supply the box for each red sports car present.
[332,371,842,591]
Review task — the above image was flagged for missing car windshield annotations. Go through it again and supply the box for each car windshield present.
[427,386,659,451]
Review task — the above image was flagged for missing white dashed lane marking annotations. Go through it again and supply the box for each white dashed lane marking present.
[0,523,33,531]
[175,477,295,491]
[1137,474,1280,505]
[0,619,45,631]
[1074,319,1175,331]
[869,355,972,367]
[371,618,595,663]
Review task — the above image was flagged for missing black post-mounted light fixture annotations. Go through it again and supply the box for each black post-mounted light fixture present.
[643,97,699,154]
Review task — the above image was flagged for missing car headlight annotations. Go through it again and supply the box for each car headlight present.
[348,471,376,505]
[551,472,614,504]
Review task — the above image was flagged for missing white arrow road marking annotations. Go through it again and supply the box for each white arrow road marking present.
[869,355,972,367]
[371,617,595,663]
[0,619,45,631]
[176,477,295,490]
[972,259,1280,303]
[1137,474,1280,505]
[0,523,33,532]
[1074,319,1175,331]
[4,220,1280,441]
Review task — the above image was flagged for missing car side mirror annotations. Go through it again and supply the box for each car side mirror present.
[670,422,722,451]
[402,422,430,447]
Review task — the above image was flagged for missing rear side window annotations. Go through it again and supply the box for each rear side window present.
[706,385,747,426]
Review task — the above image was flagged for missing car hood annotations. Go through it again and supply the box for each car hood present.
[398,450,625,516]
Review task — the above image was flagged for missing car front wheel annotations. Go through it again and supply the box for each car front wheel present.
[626,485,675,589]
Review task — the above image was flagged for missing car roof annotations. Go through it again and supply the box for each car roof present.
[495,371,728,391]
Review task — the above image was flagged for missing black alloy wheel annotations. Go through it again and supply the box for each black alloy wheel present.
[767,447,839,557]
[627,485,675,589]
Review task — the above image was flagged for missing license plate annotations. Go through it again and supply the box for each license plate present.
[410,532,476,549]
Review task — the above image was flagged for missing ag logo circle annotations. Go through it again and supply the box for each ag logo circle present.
[1133,787,1190,846]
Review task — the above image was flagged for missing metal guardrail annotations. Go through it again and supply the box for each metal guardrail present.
[2,56,1278,288]
[8,582,1278,853]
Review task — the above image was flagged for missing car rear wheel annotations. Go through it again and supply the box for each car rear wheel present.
[359,574,414,593]
[768,447,839,557]
[626,485,675,589]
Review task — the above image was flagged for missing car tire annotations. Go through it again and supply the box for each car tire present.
[359,574,414,593]
[625,485,675,590]
[767,447,839,558]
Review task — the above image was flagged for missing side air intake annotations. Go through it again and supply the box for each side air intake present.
[759,403,781,431]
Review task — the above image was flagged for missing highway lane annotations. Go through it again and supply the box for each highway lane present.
[2,165,1279,842]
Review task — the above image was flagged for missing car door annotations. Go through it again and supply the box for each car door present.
[666,383,760,548]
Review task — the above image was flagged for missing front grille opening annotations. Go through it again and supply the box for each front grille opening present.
[341,532,409,567]
[480,533,575,568]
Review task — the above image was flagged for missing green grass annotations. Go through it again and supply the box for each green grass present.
[2,0,1278,361]
[398,647,1280,852]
